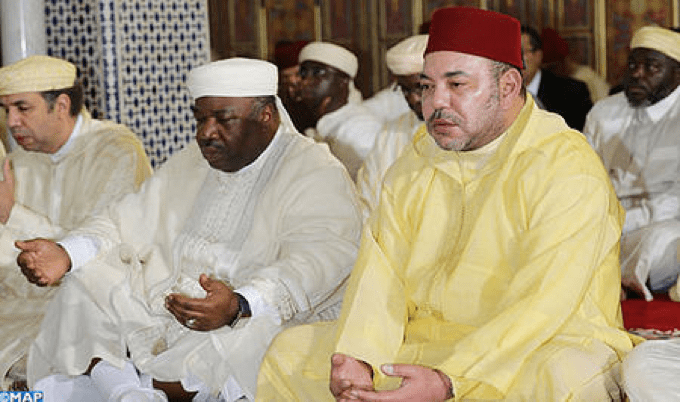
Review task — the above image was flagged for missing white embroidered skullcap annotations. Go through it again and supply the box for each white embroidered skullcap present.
[386,35,428,76]
[187,58,278,99]
[0,55,76,95]
[299,42,358,78]
[631,26,680,63]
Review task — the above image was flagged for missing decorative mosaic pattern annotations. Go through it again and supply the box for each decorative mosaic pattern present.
[45,0,210,168]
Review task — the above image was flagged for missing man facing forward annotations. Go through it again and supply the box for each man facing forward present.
[256,7,636,401]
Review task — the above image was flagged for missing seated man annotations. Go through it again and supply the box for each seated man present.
[521,25,593,130]
[22,58,362,401]
[356,34,427,219]
[583,26,680,301]
[273,40,310,132]
[299,42,383,180]
[0,55,152,390]
[257,7,637,401]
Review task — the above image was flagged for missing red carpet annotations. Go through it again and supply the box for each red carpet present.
[621,294,680,331]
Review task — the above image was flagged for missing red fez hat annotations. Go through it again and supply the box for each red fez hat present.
[274,40,309,70]
[541,28,569,64]
[425,7,523,70]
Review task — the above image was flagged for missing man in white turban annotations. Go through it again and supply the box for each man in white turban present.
[583,26,680,302]
[356,34,428,219]
[298,42,383,180]
[20,58,362,401]
[362,35,428,123]
[0,55,152,391]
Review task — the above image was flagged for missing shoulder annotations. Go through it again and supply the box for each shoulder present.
[517,108,606,178]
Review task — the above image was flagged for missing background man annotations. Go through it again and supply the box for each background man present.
[257,7,636,401]
[21,58,362,401]
[521,25,593,130]
[356,34,427,219]
[273,39,310,132]
[0,55,152,391]
[541,27,611,104]
[299,41,383,180]
[583,26,680,301]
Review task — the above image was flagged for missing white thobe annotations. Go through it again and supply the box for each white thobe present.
[0,111,152,388]
[307,102,383,181]
[27,125,362,401]
[356,110,424,220]
[361,82,410,123]
[305,102,382,180]
[584,86,680,300]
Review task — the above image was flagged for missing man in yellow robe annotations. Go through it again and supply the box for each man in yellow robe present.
[256,7,638,401]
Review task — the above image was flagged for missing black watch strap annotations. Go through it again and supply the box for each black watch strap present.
[229,293,251,328]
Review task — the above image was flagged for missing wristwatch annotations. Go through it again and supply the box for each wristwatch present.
[229,293,252,328]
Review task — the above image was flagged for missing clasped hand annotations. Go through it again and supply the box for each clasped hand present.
[330,353,453,402]
[16,238,71,286]
[165,273,240,332]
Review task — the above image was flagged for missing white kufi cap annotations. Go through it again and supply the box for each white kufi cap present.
[187,58,278,100]
[631,26,680,63]
[299,42,358,78]
[385,35,428,76]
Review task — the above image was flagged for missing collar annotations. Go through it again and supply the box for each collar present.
[50,113,84,162]
[640,84,680,123]
[526,69,542,97]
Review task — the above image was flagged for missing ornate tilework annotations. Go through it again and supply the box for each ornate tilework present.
[45,0,210,168]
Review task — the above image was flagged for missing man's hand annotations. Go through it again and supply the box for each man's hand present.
[0,159,16,224]
[349,364,453,402]
[329,353,374,401]
[165,273,239,331]
[16,239,72,286]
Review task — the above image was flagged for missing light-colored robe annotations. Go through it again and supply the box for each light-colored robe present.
[584,87,680,300]
[28,125,362,400]
[356,110,423,220]
[362,82,410,123]
[307,102,383,180]
[0,110,152,388]
[257,97,638,401]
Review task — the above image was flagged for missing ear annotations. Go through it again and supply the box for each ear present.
[54,93,72,118]
[498,69,523,109]
[259,102,274,123]
[318,95,333,116]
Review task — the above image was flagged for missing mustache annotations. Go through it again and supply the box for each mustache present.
[427,109,462,125]
[197,138,225,149]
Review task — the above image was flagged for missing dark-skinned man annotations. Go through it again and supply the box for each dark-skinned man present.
[356,34,427,220]
[584,26,680,303]
[20,58,361,402]
[298,42,383,181]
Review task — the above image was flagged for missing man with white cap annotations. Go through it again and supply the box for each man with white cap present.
[583,26,680,302]
[361,37,420,123]
[20,58,361,401]
[257,7,636,401]
[0,55,152,391]
[356,34,427,219]
[298,41,383,180]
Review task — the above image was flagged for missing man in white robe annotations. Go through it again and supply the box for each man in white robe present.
[0,55,152,390]
[299,42,383,180]
[356,34,427,219]
[583,26,680,301]
[19,58,362,401]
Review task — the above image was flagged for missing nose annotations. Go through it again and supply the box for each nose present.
[630,63,645,79]
[196,117,219,141]
[430,84,449,110]
[6,107,21,129]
